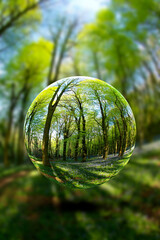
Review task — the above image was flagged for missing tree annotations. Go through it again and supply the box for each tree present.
[73,91,87,162]
[62,112,73,161]
[68,103,81,161]
[42,78,76,166]
[93,89,109,159]
[78,9,141,99]
[47,17,77,85]
[3,39,52,165]
[0,0,46,37]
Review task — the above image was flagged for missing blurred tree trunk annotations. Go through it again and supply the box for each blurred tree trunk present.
[3,84,21,166]
[143,61,157,85]
[115,44,128,99]
[3,85,15,167]
[92,51,102,79]
[47,21,64,85]
[47,20,77,85]
[72,55,81,76]
[17,86,30,165]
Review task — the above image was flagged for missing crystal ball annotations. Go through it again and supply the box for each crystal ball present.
[24,76,136,189]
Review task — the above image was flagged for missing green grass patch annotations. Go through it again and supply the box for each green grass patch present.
[0,150,160,240]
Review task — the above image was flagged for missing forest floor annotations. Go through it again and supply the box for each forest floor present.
[31,151,132,189]
[0,148,160,240]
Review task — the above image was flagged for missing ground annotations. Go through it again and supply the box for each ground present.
[30,151,132,189]
[0,149,160,240]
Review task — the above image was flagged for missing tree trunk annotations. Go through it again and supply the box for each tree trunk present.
[121,114,127,156]
[42,81,73,166]
[17,86,30,165]
[3,108,13,167]
[74,119,80,161]
[3,84,16,167]
[51,22,76,84]
[115,118,123,157]
[82,115,87,162]
[93,51,102,79]
[27,107,37,154]
[55,133,59,159]
[63,136,67,161]
[42,109,54,166]
[102,128,108,160]
[94,90,109,160]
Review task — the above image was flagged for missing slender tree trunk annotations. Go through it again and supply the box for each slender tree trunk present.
[27,107,37,154]
[102,128,108,160]
[143,61,157,85]
[48,132,52,158]
[63,136,67,161]
[63,125,69,162]
[94,90,109,160]
[74,119,80,161]
[115,118,123,157]
[17,88,30,165]
[42,109,54,166]
[74,93,87,162]
[114,121,117,155]
[73,56,81,76]
[82,115,87,162]
[93,51,102,79]
[67,141,71,159]
[4,107,13,167]
[121,114,127,155]
[115,44,128,99]
[3,84,16,167]
[51,22,76,84]
[55,133,59,159]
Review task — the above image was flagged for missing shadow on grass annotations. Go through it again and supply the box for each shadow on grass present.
[0,153,160,240]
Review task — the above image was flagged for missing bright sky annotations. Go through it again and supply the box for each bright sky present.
[40,0,109,39]
[43,0,110,21]
[66,0,109,19]
[68,0,104,12]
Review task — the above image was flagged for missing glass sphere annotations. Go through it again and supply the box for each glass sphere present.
[24,76,136,189]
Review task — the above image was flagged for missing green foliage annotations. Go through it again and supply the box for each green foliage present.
[0,0,42,31]
[76,0,160,144]
[6,39,52,87]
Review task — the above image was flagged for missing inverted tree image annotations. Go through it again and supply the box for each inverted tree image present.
[24,77,136,189]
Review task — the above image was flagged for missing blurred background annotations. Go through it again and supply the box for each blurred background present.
[0,0,160,239]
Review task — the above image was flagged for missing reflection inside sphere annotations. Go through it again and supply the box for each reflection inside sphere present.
[24,77,136,189]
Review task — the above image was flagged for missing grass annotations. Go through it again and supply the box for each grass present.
[0,150,160,240]
[30,151,132,189]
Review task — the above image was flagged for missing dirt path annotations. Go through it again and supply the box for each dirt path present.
[0,170,30,189]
